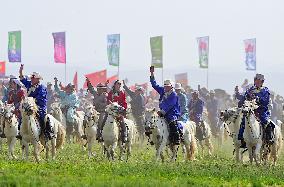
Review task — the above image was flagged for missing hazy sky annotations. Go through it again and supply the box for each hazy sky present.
[1,0,283,95]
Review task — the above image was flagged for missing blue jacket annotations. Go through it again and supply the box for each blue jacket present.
[150,76,180,123]
[21,78,47,114]
[177,92,188,115]
[188,98,204,123]
[238,85,270,124]
[54,83,80,109]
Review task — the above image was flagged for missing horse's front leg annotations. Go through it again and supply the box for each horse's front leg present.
[87,137,95,159]
[9,137,17,159]
[33,140,40,163]
[22,140,29,160]
[51,139,56,160]
[255,143,262,166]
[7,137,12,159]
[247,146,253,165]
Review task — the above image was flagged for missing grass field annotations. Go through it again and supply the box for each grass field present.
[0,139,284,187]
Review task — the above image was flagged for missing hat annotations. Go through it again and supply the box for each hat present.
[11,78,24,87]
[97,83,107,88]
[47,82,52,86]
[254,74,265,81]
[29,72,43,80]
[164,79,173,87]
[174,83,182,90]
[209,90,215,94]
[113,80,122,85]
[66,83,75,90]
[192,90,199,94]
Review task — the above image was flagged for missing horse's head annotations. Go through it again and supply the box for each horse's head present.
[144,108,159,129]
[106,102,125,117]
[242,100,258,117]
[3,104,15,122]
[219,107,240,123]
[49,102,62,115]
[21,97,38,116]
[84,105,98,123]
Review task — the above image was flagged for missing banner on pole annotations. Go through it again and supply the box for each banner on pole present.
[107,34,120,66]
[175,73,188,87]
[197,36,209,68]
[244,38,256,71]
[8,31,21,62]
[0,61,6,77]
[52,32,66,64]
[150,36,163,68]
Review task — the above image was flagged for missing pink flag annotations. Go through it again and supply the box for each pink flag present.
[52,32,66,64]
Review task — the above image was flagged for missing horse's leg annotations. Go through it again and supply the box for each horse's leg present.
[182,144,186,161]
[235,146,240,163]
[51,139,56,160]
[87,137,92,159]
[255,144,262,166]
[22,141,29,160]
[33,140,40,163]
[45,141,49,160]
[10,137,17,159]
[7,137,12,159]
[247,146,253,164]
[0,138,2,152]
[205,138,213,156]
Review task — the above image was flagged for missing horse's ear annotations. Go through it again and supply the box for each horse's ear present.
[152,108,156,112]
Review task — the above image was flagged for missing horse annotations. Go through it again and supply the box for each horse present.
[83,104,99,158]
[0,100,5,151]
[20,97,43,162]
[144,108,197,162]
[50,102,84,144]
[242,100,262,165]
[220,107,245,162]
[102,103,135,161]
[194,120,213,156]
[2,104,18,159]
[41,114,66,160]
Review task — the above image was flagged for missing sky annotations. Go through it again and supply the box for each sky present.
[0,0,284,95]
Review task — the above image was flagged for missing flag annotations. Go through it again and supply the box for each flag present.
[52,32,66,64]
[175,73,188,87]
[244,38,256,71]
[107,34,120,66]
[197,36,209,68]
[0,61,6,77]
[73,71,78,92]
[83,69,107,89]
[107,74,118,85]
[150,36,163,68]
[8,31,21,62]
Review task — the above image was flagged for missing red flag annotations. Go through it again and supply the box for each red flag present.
[83,69,107,89]
[73,71,78,92]
[107,74,118,85]
[0,61,6,77]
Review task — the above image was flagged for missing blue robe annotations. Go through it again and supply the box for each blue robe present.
[150,76,180,123]
[20,78,47,122]
[177,92,188,122]
[188,98,204,123]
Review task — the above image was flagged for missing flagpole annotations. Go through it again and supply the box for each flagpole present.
[206,68,209,89]
[118,65,120,79]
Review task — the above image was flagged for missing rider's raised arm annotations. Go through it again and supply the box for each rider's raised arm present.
[150,76,164,95]
[123,84,135,99]
[159,92,178,115]
[54,81,66,98]
[20,76,31,90]
[87,80,97,95]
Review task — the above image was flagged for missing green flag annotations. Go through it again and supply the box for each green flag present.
[150,36,163,68]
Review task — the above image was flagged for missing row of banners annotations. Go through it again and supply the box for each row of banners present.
[5,31,257,71]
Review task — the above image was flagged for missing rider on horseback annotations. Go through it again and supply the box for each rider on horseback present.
[235,73,274,148]
[0,77,25,138]
[86,77,108,141]
[188,90,206,141]
[19,64,49,141]
[174,83,188,123]
[54,78,80,133]
[149,66,181,145]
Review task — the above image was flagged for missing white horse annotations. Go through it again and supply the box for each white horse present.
[83,104,99,158]
[145,108,197,162]
[194,120,213,156]
[102,103,135,161]
[20,97,43,162]
[242,100,262,165]
[50,102,84,144]
[2,104,18,159]
[0,100,5,151]
[42,114,66,160]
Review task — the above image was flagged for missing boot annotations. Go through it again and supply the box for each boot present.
[170,121,180,145]
[240,139,246,148]
[201,121,207,139]
[96,130,103,142]
[81,120,87,140]
[264,123,274,145]
[119,118,127,143]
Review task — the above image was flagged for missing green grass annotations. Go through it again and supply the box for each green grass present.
[0,139,284,187]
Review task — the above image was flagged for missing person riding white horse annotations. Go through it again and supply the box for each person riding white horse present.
[85,77,108,141]
[174,83,188,123]
[54,78,80,136]
[235,73,274,148]
[19,64,50,141]
[149,66,181,145]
